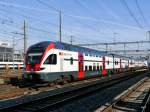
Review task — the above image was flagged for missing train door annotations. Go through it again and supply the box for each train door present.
[44,49,57,73]
[128,60,129,68]
[46,49,55,72]
[120,59,122,69]
[60,58,64,72]
[119,59,122,72]
[102,56,106,76]
[78,53,84,79]
[125,60,128,69]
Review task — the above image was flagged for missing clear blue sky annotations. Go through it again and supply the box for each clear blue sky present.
[0,0,149,51]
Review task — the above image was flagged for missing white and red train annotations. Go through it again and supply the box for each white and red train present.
[23,41,147,82]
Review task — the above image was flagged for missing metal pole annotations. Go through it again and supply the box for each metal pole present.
[124,43,126,56]
[12,37,15,70]
[148,31,150,48]
[24,20,27,57]
[113,54,115,74]
[106,44,108,53]
[70,35,73,45]
[4,47,6,62]
[59,10,62,43]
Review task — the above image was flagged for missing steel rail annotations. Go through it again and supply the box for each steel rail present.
[102,75,150,112]
[0,70,147,112]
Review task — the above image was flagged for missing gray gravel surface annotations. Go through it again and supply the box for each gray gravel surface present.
[47,74,148,112]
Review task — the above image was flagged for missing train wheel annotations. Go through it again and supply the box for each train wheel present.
[66,75,74,83]
[55,75,65,85]
[48,82,55,87]
[62,76,71,84]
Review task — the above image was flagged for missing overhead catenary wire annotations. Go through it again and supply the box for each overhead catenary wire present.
[0,15,92,44]
[0,5,101,42]
[36,0,59,12]
[0,9,60,38]
[0,17,92,44]
[0,0,144,31]
[0,7,59,28]
[0,0,148,59]
[36,0,107,43]
[135,0,149,26]
[36,0,101,35]
[73,0,104,32]
[36,0,142,45]
[0,17,54,42]
[120,0,143,28]
[0,1,58,14]
[0,0,147,44]
[74,0,100,19]
[0,2,61,39]
[36,0,144,32]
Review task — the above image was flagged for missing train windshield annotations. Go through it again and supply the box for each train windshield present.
[27,53,42,64]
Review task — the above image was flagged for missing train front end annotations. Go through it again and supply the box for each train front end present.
[23,41,53,82]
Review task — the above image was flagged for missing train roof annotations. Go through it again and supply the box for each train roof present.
[28,41,131,59]
[54,41,107,56]
[55,41,132,58]
[27,41,50,53]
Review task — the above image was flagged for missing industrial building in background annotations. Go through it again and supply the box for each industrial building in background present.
[0,41,23,69]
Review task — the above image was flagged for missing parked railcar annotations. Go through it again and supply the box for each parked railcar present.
[0,61,23,69]
[23,41,147,82]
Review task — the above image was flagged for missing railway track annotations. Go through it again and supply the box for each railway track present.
[100,75,150,112]
[0,70,148,112]
[0,70,143,100]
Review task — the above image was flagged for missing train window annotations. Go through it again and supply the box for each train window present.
[44,54,57,64]
[97,66,100,70]
[85,66,88,71]
[70,57,73,65]
[93,66,96,71]
[27,54,42,64]
[107,61,109,65]
[100,66,102,70]
[85,54,88,56]
[89,66,92,71]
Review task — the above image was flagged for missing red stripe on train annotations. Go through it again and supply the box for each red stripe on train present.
[40,43,55,65]
[78,53,85,79]
[102,56,106,76]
